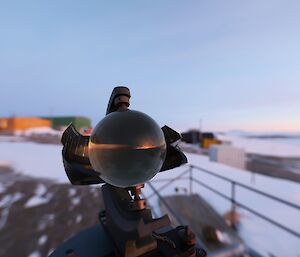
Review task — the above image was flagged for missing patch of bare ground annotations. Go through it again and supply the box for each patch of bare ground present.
[0,165,104,257]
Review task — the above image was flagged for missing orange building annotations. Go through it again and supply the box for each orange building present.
[202,138,222,149]
[0,117,51,135]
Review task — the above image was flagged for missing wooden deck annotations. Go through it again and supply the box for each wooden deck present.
[160,194,246,256]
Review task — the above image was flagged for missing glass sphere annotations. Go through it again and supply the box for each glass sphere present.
[88,110,166,187]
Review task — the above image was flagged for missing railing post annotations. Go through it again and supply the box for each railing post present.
[231,182,236,230]
[189,166,193,195]
[251,171,256,184]
[187,164,300,239]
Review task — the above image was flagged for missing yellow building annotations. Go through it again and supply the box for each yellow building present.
[0,117,51,135]
[202,138,222,149]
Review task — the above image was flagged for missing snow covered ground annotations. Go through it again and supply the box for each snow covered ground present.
[0,141,66,182]
[218,134,300,157]
[22,127,62,137]
[264,138,300,147]
[0,139,299,256]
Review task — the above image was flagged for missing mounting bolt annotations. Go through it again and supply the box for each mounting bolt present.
[197,248,207,257]
[99,210,106,219]
[178,226,196,246]
[66,249,77,257]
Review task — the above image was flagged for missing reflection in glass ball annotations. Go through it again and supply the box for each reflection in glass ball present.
[88,110,166,187]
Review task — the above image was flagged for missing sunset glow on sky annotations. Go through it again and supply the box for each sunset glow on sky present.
[1,1,299,132]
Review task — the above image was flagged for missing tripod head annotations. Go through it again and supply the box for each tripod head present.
[51,87,206,257]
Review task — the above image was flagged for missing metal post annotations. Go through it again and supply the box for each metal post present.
[251,172,256,184]
[231,182,236,229]
[189,167,193,195]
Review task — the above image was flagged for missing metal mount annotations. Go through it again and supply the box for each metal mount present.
[106,87,131,115]
[100,184,204,257]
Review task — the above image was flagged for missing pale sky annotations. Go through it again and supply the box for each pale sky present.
[0,0,300,132]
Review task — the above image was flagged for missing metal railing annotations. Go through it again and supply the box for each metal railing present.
[146,164,300,239]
